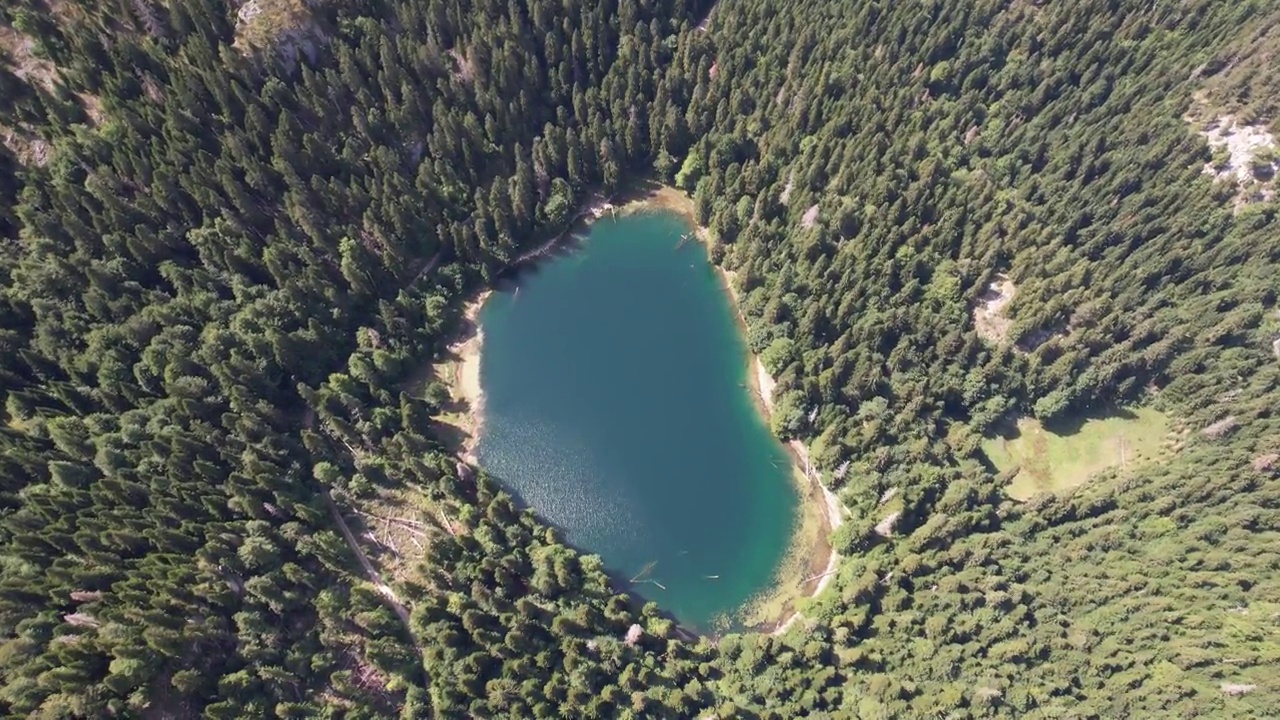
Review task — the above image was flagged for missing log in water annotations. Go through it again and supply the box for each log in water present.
[476,209,798,631]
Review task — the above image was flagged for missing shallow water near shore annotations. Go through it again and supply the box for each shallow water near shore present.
[474,209,799,630]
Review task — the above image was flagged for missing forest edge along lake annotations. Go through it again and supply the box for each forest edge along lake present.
[431,183,844,634]
[435,184,843,633]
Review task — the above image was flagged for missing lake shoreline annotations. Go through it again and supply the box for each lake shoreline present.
[438,189,619,464]
[613,182,844,635]
[443,291,489,464]
[437,180,842,635]
[439,182,666,469]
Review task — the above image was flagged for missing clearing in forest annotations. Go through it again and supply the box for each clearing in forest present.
[981,407,1170,500]
[1186,97,1278,210]
[233,0,324,59]
[973,273,1016,344]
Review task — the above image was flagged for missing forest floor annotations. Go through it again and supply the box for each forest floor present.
[302,408,426,636]
[339,484,447,584]
[982,407,1172,500]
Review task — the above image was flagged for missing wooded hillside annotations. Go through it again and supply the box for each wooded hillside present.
[1,0,1277,717]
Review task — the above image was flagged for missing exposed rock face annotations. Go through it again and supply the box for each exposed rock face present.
[801,203,820,228]
[779,172,795,205]
[1196,114,1277,210]
[63,612,100,628]
[233,0,327,66]
[0,27,63,165]
[973,274,1016,344]
[624,623,643,646]
[874,511,900,538]
[1253,453,1279,473]
[1202,416,1239,439]
[1200,116,1277,184]
[455,460,474,483]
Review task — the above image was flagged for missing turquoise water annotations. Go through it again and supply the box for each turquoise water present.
[475,209,798,630]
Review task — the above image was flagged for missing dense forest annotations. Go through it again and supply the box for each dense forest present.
[1,0,1277,717]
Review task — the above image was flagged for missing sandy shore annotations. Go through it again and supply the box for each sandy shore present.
[435,187,646,464]
[438,291,489,464]
[439,185,696,463]
[438,189,623,459]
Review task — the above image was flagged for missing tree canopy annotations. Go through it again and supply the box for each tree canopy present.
[1,0,1278,717]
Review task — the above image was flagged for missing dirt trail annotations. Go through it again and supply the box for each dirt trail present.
[304,408,418,647]
[324,491,416,635]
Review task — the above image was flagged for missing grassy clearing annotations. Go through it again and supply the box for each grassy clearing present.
[982,407,1171,500]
